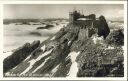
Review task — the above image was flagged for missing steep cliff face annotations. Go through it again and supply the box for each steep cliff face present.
[3,18,123,77]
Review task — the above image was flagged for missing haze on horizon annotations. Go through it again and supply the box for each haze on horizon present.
[4,4,124,20]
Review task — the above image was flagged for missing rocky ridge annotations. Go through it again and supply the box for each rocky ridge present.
[3,15,124,77]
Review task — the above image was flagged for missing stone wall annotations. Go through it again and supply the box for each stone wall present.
[78,29,88,40]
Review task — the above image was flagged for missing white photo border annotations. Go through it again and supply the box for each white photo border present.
[0,1,127,80]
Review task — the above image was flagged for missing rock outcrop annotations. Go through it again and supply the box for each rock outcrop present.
[3,40,40,73]
[97,16,110,39]
[105,29,124,46]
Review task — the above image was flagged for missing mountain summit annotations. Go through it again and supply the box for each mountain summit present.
[4,10,124,77]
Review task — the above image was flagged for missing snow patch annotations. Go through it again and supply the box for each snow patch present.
[68,41,71,46]
[24,55,31,62]
[32,57,49,73]
[50,36,56,40]
[106,46,115,50]
[41,45,46,52]
[20,59,36,75]
[12,65,18,70]
[50,64,60,76]
[20,48,53,75]
[67,51,80,77]
[92,35,104,44]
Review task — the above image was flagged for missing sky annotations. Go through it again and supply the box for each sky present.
[4,4,124,20]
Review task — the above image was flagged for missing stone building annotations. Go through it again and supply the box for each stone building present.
[69,10,110,39]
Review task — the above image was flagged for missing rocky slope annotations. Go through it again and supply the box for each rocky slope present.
[3,16,124,77]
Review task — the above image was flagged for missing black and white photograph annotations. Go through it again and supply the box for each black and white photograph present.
[2,2,127,79]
